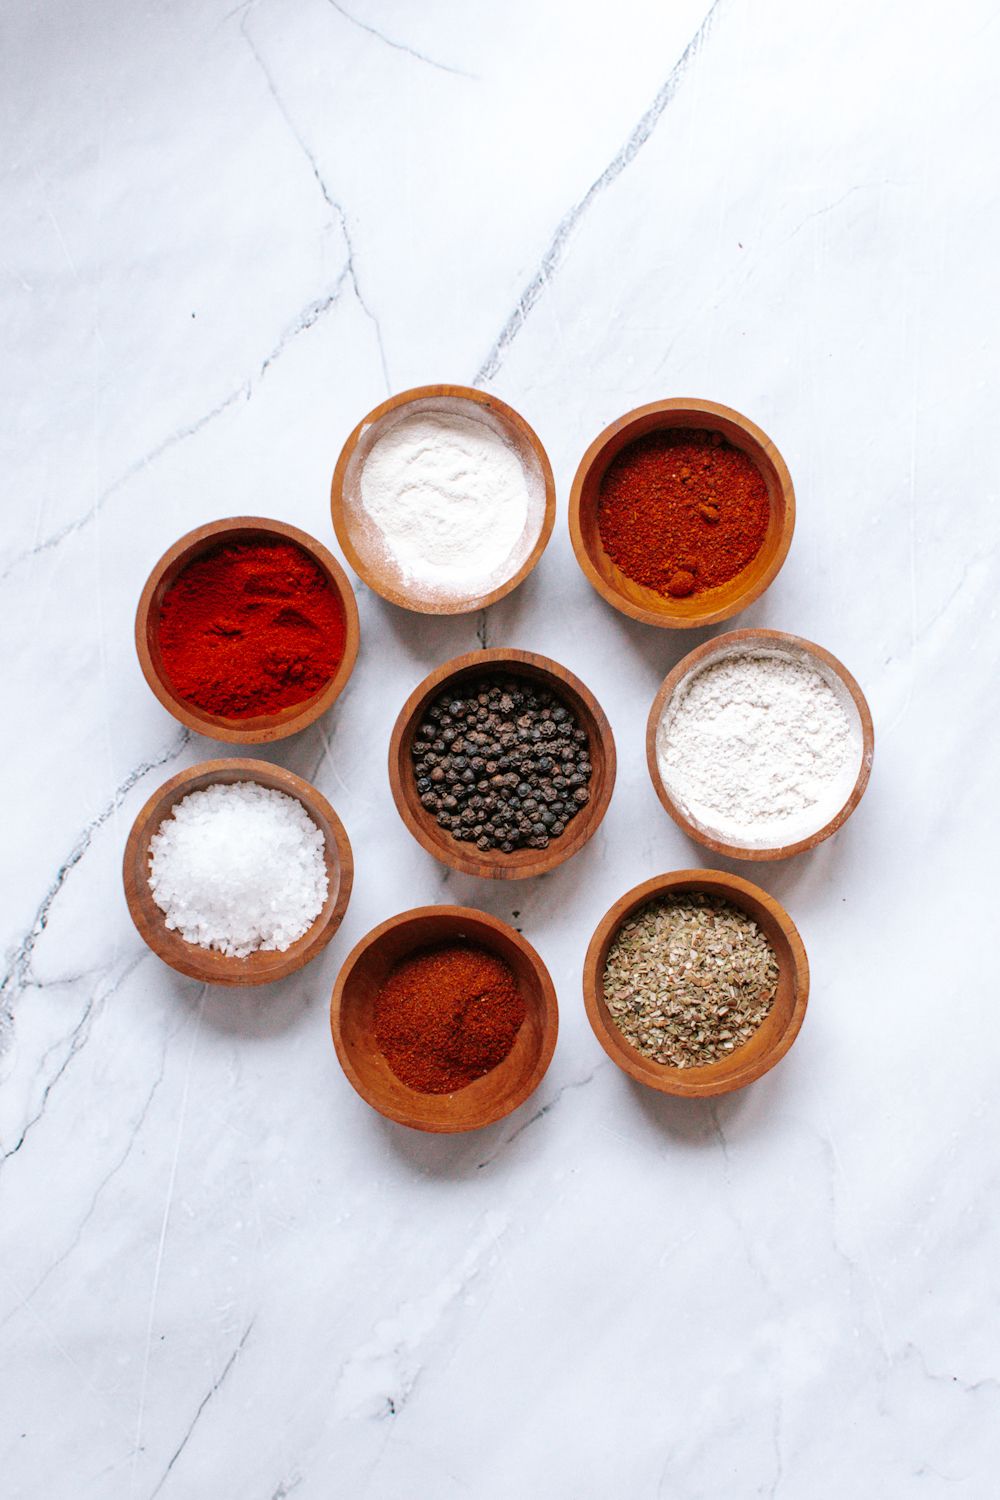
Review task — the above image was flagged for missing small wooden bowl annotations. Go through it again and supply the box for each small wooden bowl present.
[568,398,795,628]
[135,517,360,744]
[584,870,809,1098]
[330,384,556,615]
[330,905,558,1132]
[123,758,354,986]
[647,628,875,860]
[388,648,616,880]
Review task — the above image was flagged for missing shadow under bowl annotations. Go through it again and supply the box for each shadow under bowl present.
[330,905,559,1132]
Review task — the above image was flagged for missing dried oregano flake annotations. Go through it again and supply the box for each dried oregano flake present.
[603,893,779,1068]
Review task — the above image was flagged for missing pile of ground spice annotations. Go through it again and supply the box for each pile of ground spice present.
[374,942,526,1093]
[597,428,771,598]
[158,539,346,718]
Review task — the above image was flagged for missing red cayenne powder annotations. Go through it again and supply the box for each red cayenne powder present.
[158,539,346,718]
[374,942,526,1094]
[597,428,771,598]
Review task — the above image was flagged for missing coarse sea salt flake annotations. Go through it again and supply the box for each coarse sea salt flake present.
[148,781,328,958]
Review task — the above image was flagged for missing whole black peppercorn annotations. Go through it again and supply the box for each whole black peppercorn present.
[411,673,593,856]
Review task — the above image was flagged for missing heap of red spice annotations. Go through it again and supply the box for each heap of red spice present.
[373,942,526,1094]
[597,428,771,598]
[157,539,346,719]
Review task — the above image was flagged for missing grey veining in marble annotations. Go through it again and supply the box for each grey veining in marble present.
[2,0,998,1495]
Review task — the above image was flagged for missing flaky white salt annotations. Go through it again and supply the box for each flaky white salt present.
[148,781,328,957]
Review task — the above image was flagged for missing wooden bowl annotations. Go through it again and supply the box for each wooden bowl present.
[330,384,556,615]
[135,517,360,744]
[646,628,875,860]
[330,905,558,1132]
[584,870,809,1097]
[568,398,795,628]
[123,758,354,986]
[388,648,616,880]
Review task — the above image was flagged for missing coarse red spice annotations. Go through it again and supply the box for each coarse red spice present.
[374,942,526,1094]
[597,428,771,598]
[157,539,346,718]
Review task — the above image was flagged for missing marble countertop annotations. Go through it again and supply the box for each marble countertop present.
[2,1,997,1495]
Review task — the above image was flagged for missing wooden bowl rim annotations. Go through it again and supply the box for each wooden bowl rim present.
[330,383,556,616]
[134,516,361,744]
[329,904,560,1132]
[122,757,354,986]
[568,397,795,629]
[583,869,810,1097]
[645,627,875,861]
[388,647,617,880]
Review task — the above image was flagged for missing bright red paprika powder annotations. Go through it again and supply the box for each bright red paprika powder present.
[157,539,346,718]
[374,942,526,1094]
[597,428,771,598]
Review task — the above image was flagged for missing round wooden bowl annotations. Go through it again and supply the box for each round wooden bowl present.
[568,398,795,628]
[135,517,360,744]
[388,648,616,880]
[330,384,556,615]
[330,905,559,1132]
[584,870,809,1098]
[123,758,354,986]
[646,628,875,861]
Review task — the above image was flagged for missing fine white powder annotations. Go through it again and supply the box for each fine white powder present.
[148,781,328,957]
[657,649,862,849]
[357,410,533,599]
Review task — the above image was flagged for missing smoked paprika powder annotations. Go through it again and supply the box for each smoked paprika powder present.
[597,428,771,599]
[157,538,346,719]
[374,942,526,1094]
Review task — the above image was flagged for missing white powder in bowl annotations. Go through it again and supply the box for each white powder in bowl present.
[148,781,329,957]
[357,409,536,600]
[656,648,863,850]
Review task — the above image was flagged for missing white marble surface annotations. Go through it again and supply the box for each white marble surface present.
[2,1,997,1494]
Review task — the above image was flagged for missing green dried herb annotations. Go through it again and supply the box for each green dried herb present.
[603,893,779,1068]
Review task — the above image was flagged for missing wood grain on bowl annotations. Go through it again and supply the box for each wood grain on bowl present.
[583,870,809,1098]
[123,758,353,986]
[135,517,360,745]
[330,905,558,1132]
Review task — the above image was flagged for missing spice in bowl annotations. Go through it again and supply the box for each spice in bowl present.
[356,409,544,605]
[603,894,778,1068]
[374,943,526,1093]
[148,781,328,956]
[158,539,346,718]
[656,647,863,850]
[598,428,769,598]
[411,675,592,853]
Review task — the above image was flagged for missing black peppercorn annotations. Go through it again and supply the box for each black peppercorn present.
[410,673,593,856]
